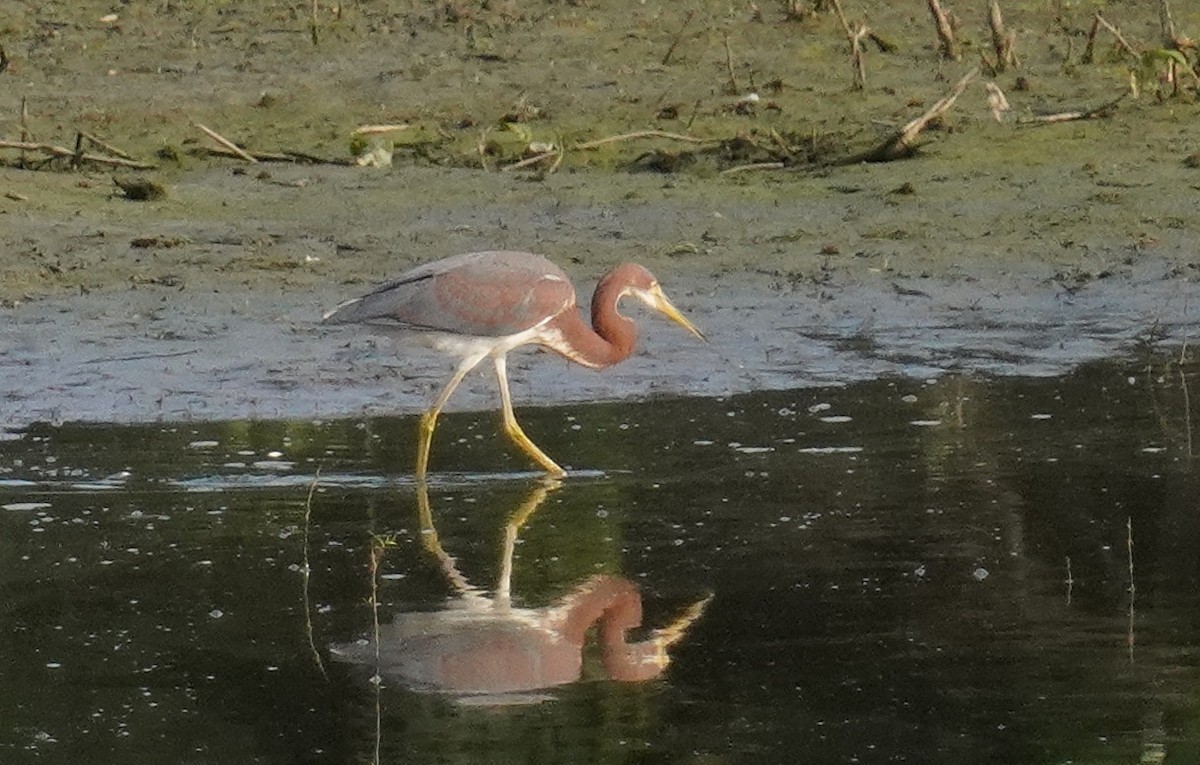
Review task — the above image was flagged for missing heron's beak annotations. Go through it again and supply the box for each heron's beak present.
[650,284,705,341]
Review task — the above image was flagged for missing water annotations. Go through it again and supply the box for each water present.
[2,353,1198,764]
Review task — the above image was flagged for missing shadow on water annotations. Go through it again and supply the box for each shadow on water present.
[0,350,1199,764]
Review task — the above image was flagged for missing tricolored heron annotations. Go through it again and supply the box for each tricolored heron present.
[322,250,704,478]
[329,482,713,697]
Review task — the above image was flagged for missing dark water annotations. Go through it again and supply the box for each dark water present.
[2,353,1199,764]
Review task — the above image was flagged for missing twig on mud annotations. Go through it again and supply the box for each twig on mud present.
[926,0,959,60]
[501,148,559,172]
[1018,93,1126,124]
[0,45,9,76]
[0,139,156,169]
[574,130,715,150]
[1083,12,1138,64]
[352,124,412,136]
[844,68,978,163]
[661,10,695,66]
[195,122,258,163]
[80,131,134,160]
[721,161,786,174]
[310,0,319,45]
[195,146,348,165]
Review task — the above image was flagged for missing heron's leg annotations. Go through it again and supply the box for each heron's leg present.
[417,352,486,480]
[492,355,567,477]
[415,481,472,593]
[496,480,560,604]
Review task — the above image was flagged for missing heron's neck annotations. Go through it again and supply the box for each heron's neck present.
[552,575,642,645]
[545,277,635,369]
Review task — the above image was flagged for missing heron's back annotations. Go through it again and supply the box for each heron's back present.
[322,251,577,338]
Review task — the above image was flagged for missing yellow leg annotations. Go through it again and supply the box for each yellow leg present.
[416,352,487,480]
[492,355,567,477]
[497,479,561,602]
[415,480,472,593]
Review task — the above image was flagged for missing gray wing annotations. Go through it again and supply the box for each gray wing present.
[321,251,577,338]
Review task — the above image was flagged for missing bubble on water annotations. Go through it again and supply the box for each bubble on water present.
[808,402,831,414]
[209,609,224,619]
[914,565,926,577]
[901,394,918,403]
[188,440,219,449]
[910,420,941,427]
[972,567,989,581]
[819,415,852,424]
[1031,413,1052,420]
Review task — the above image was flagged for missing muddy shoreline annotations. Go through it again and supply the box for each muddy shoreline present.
[2,3,1199,426]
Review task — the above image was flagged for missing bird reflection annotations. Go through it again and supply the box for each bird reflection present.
[330,482,711,701]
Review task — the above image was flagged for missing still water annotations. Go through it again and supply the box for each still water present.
[2,353,1198,764]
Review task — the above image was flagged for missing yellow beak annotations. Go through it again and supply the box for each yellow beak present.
[650,284,705,341]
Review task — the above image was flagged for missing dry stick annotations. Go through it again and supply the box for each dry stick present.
[926,0,958,60]
[849,67,978,163]
[987,0,1017,71]
[0,140,156,169]
[851,24,869,89]
[1093,12,1139,60]
[828,0,853,38]
[1159,0,1179,47]
[722,31,739,94]
[825,0,862,88]
[196,146,345,164]
[19,96,29,170]
[1020,93,1126,124]
[574,130,714,150]
[71,132,84,168]
[81,131,134,159]
[721,161,786,174]
[502,148,557,172]
[195,122,258,163]
[310,0,319,45]
[351,124,412,136]
[661,10,695,66]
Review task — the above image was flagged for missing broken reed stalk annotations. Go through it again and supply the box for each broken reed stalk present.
[661,10,695,66]
[81,131,134,159]
[573,130,713,150]
[851,25,869,89]
[926,0,958,60]
[0,139,156,169]
[20,96,29,169]
[310,0,319,45]
[195,122,258,163]
[987,0,1017,71]
[1020,93,1125,124]
[850,67,978,162]
[722,31,739,94]
[1158,0,1179,47]
[1086,12,1139,63]
[828,0,866,89]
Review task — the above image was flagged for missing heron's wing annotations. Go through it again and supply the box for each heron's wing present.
[322,251,577,336]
